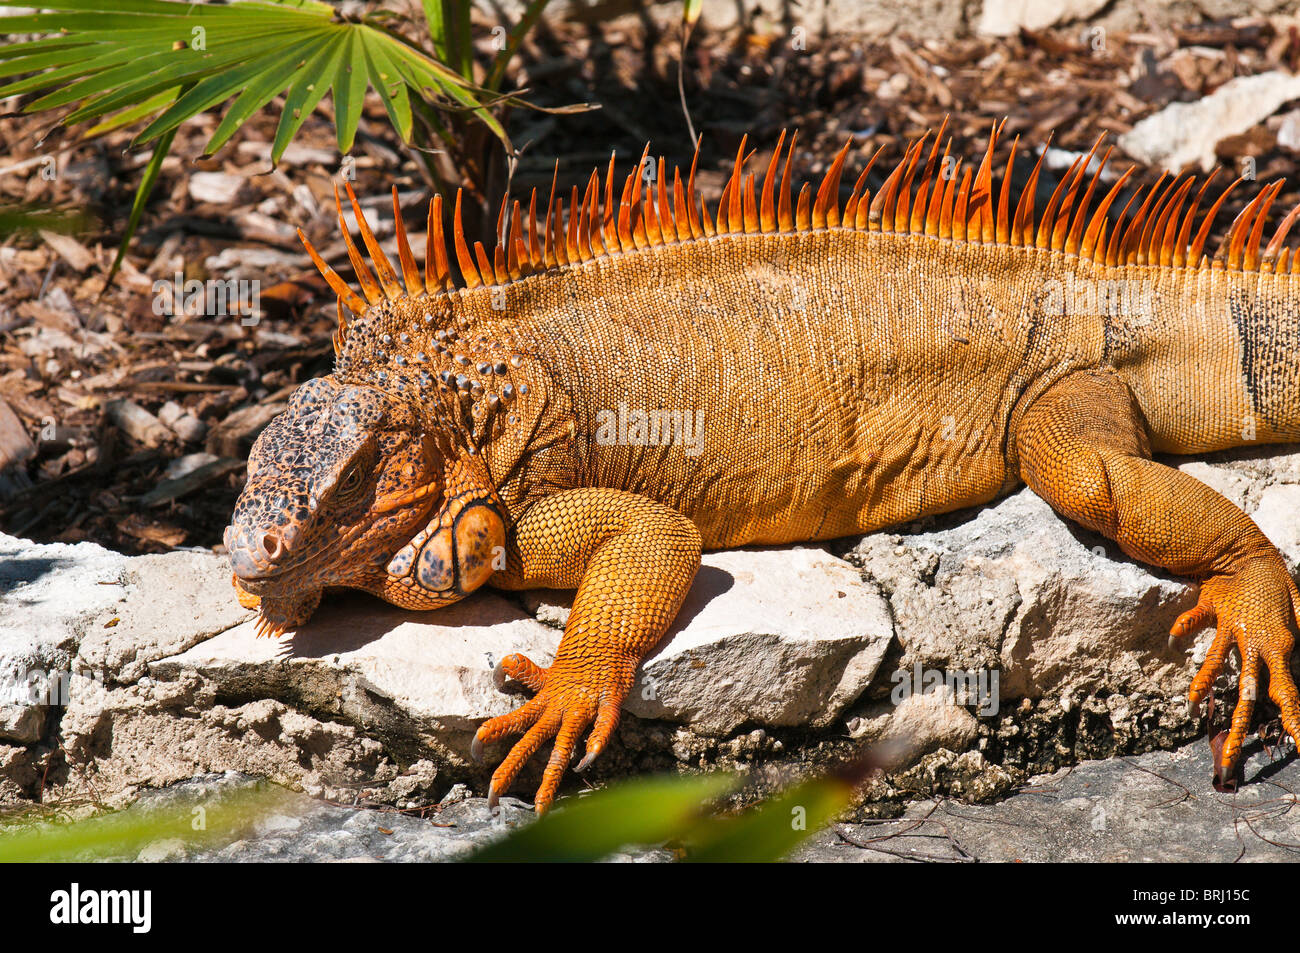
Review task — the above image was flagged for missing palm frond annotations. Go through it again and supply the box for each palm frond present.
[0,0,504,163]
[0,0,514,284]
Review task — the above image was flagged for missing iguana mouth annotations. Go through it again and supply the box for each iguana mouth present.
[227,527,349,589]
[232,568,289,589]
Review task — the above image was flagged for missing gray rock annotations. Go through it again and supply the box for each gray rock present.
[33,772,560,863]
[793,738,1300,862]
[976,0,1109,36]
[845,488,1203,706]
[13,734,1294,863]
[1118,72,1300,172]
[0,705,44,745]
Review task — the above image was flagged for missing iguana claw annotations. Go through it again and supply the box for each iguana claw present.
[1171,556,1300,783]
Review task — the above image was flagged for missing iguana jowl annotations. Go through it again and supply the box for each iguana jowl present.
[227,120,1300,809]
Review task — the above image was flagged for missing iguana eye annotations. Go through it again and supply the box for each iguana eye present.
[335,465,365,503]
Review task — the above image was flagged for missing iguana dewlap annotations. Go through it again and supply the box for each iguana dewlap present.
[227,122,1300,810]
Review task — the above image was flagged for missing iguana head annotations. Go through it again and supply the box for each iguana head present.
[226,375,505,637]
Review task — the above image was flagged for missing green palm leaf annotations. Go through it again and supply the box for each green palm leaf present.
[0,0,513,286]
[0,0,502,161]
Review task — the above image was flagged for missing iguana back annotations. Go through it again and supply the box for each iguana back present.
[439,230,1096,546]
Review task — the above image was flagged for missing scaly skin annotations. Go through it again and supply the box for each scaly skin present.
[228,125,1300,808]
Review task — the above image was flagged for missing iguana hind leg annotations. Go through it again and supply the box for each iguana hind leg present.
[1016,368,1300,782]
[476,488,702,812]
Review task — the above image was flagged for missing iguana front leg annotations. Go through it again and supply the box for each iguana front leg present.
[476,488,702,811]
[1016,369,1300,782]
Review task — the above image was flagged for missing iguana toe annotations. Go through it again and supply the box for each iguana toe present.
[492,652,547,692]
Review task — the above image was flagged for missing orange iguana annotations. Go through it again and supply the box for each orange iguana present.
[226,120,1300,810]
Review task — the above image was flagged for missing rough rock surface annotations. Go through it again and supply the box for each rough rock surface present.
[793,737,1300,863]
[527,547,893,733]
[976,0,1109,37]
[1,446,1299,820]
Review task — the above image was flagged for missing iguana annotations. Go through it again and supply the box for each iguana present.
[226,119,1300,811]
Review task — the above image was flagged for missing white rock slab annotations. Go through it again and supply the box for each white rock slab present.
[977,0,1108,36]
[627,547,892,732]
[154,545,894,744]
[75,549,254,685]
[1119,71,1300,172]
[154,592,561,735]
[0,533,129,742]
[527,547,894,733]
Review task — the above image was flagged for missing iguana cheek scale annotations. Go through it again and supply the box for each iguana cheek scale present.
[228,120,1300,810]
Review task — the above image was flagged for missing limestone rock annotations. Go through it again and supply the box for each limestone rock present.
[0,534,130,747]
[0,705,44,745]
[150,590,562,745]
[846,488,1205,705]
[1,528,893,805]
[2,443,1299,811]
[976,0,1108,36]
[150,547,891,742]
[528,547,894,733]
[848,689,982,764]
[76,549,255,685]
[1118,72,1300,172]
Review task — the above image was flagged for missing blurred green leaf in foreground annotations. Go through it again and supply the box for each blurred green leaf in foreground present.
[470,756,880,863]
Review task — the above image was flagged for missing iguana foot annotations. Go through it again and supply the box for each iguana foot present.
[1172,556,1300,782]
[472,649,636,813]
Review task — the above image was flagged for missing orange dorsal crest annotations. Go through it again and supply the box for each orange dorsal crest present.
[299,122,1297,355]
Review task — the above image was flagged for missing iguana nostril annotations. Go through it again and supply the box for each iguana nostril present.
[261,531,286,560]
